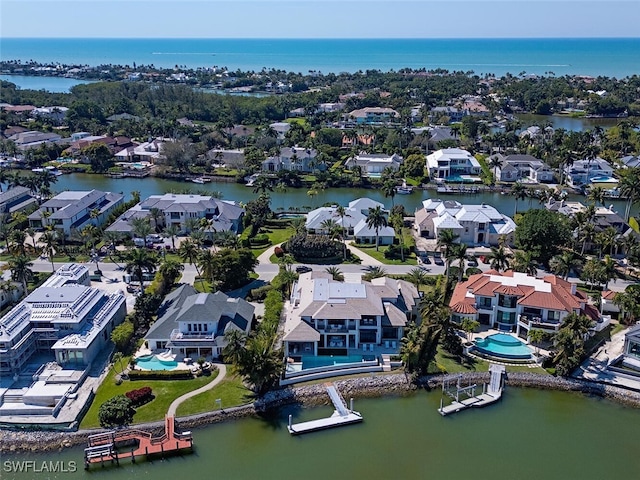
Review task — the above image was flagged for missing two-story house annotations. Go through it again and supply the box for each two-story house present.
[145,285,254,360]
[106,193,245,236]
[426,148,481,180]
[0,186,37,217]
[282,271,419,359]
[28,190,124,238]
[491,154,555,183]
[346,107,399,125]
[414,199,516,246]
[565,158,614,187]
[449,270,607,341]
[262,146,321,173]
[344,153,403,177]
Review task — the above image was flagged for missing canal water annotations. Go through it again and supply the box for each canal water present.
[3,389,639,480]
[49,173,636,218]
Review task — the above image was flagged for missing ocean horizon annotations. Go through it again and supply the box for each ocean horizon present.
[1,37,639,77]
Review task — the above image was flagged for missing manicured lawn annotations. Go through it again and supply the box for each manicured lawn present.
[352,244,417,265]
[176,374,252,416]
[250,226,295,257]
[80,357,214,429]
[431,349,547,375]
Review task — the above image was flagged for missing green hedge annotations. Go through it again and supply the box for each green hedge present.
[128,369,194,380]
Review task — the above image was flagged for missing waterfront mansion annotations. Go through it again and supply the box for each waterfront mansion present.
[414,199,516,246]
[145,285,254,360]
[107,193,245,236]
[282,271,419,358]
[0,264,127,376]
[449,270,609,341]
[425,148,481,180]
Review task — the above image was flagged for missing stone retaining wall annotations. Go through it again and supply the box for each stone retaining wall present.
[2,372,640,453]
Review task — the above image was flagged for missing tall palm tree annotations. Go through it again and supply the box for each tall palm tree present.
[362,265,387,281]
[512,250,538,276]
[488,155,502,183]
[40,230,59,272]
[9,229,27,256]
[333,205,351,260]
[148,207,164,233]
[594,227,618,259]
[178,238,202,281]
[511,182,527,216]
[366,206,388,251]
[124,248,158,292]
[162,224,180,250]
[131,217,153,245]
[549,250,582,280]
[382,179,396,207]
[197,249,216,290]
[437,228,459,279]
[8,255,34,294]
[618,167,640,221]
[553,312,594,376]
[587,186,606,206]
[157,258,184,294]
[487,245,513,272]
[448,242,470,282]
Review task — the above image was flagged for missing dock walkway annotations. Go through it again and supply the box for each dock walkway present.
[84,415,193,468]
[288,382,362,435]
[438,365,505,416]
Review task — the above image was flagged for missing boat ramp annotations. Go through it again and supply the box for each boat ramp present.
[438,364,505,416]
[288,383,363,435]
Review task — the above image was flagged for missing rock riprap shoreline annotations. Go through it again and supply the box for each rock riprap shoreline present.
[2,372,640,453]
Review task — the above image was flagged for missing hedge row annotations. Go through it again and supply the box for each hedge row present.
[125,386,153,407]
[128,369,193,380]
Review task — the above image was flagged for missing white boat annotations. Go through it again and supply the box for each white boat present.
[191,177,205,184]
[395,180,413,194]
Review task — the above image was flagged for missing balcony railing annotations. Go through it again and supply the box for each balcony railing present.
[519,315,561,328]
[170,329,214,341]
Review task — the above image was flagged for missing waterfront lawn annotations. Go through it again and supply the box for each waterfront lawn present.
[175,375,252,416]
[250,226,295,257]
[353,244,418,265]
[80,358,213,429]
[433,349,548,375]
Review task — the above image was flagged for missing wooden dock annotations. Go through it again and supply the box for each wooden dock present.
[288,383,363,435]
[438,365,505,416]
[84,415,193,469]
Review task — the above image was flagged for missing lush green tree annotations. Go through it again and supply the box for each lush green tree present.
[111,320,134,352]
[222,329,247,366]
[98,395,134,428]
[156,259,184,295]
[40,230,60,272]
[515,209,572,265]
[131,217,153,244]
[131,293,162,330]
[618,167,640,221]
[162,224,180,250]
[81,143,113,173]
[511,182,527,216]
[406,267,429,291]
[209,248,258,291]
[528,329,546,356]
[553,312,594,376]
[614,286,640,325]
[448,242,471,281]
[362,265,387,281]
[460,318,480,343]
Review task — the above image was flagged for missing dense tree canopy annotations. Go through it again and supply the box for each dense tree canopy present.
[515,209,572,265]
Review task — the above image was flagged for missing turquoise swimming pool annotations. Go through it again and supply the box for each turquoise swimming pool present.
[136,355,179,371]
[301,355,374,370]
[474,334,532,360]
[590,176,618,183]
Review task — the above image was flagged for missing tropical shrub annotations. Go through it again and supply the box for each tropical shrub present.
[125,386,153,407]
[98,395,134,427]
[285,232,342,260]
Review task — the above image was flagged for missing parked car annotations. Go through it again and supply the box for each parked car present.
[296,265,312,273]
[433,256,444,266]
[467,258,478,267]
[147,234,164,243]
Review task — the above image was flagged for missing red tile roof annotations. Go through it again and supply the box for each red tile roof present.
[451,301,477,314]
[602,290,617,301]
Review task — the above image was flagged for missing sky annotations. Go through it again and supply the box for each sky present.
[1,0,639,39]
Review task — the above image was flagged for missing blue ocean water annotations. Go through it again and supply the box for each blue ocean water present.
[1,38,639,77]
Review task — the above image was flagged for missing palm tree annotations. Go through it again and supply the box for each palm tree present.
[124,248,158,292]
[549,250,582,280]
[8,255,34,293]
[618,168,640,221]
[382,179,396,207]
[9,229,27,256]
[213,230,240,250]
[40,230,59,272]
[595,227,618,259]
[362,265,387,281]
[252,175,273,194]
[406,268,429,291]
[448,242,470,282]
[512,250,538,276]
[553,312,594,376]
[197,249,216,290]
[366,206,388,251]
[178,238,202,281]
[157,259,184,294]
[333,205,351,260]
[148,207,164,233]
[325,266,344,281]
[488,155,502,183]
[587,186,606,206]
[528,329,545,356]
[487,245,513,272]
[131,217,153,245]
[511,182,527,216]
[222,330,247,366]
